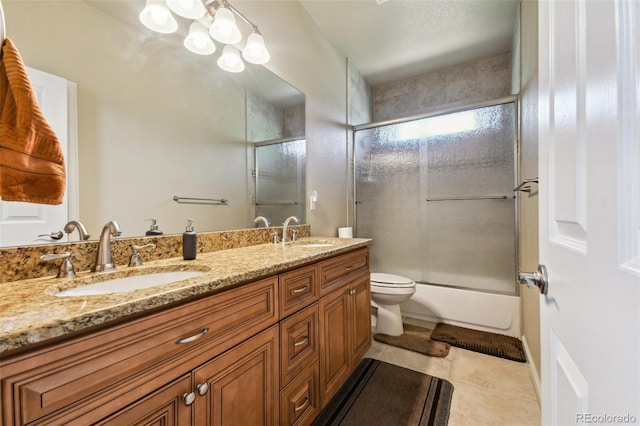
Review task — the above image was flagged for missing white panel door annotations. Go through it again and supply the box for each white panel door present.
[538,0,640,424]
[0,67,69,246]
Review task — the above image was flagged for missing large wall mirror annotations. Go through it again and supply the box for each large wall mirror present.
[247,82,306,227]
[1,0,305,247]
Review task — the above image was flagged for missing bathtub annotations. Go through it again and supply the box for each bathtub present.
[400,282,521,337]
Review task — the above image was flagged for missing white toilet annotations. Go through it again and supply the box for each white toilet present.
[370,272,416,336]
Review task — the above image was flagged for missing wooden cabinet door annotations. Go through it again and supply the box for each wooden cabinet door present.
[95,374,192,425]
[349,271,372,365]
[318,286,351,408]
[193,326,279,426]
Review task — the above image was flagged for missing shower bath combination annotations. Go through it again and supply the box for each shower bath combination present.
[353,97,520,335]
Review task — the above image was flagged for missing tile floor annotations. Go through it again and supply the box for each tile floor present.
[364,317,541,426]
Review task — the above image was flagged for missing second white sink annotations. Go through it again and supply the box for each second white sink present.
[54,271,204,297]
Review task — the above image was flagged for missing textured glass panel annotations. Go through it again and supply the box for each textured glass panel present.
[355,102,517,294]
[355,125,422,278]
[424,199,516,292]
[255,140,305,225]
[425,105,515,198]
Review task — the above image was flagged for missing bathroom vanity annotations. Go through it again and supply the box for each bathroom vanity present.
[0,239,371,425]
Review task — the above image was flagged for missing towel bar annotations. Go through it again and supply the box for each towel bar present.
[172,196,228,205]
[426,195,512,202]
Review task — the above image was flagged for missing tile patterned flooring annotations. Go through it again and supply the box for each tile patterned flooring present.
[364,317,541,426]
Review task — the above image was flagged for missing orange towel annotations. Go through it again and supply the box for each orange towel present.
[0,38,66,205]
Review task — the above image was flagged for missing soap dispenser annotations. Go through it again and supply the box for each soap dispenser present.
[183,219,197,260]
[145,218,163,236]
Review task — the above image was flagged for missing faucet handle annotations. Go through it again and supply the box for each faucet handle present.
[129,243,156,267]
[291,229,299,243]
[40,252,76,278]
[270,231,280,245]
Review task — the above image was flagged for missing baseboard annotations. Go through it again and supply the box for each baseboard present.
[521,334,542,407]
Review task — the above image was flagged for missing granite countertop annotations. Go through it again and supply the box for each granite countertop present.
[0,237,371,355]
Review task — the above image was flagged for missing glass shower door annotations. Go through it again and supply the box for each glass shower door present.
[255,139,306,226]
[355,102,516,294]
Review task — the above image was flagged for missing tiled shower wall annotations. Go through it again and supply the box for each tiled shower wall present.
[372,52,513,122]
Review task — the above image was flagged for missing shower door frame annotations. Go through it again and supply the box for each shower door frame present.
[351,95,521,296]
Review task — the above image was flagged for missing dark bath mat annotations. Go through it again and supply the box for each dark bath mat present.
[430,322,527,363]
[313,358,454,426]
[374,323,450,358]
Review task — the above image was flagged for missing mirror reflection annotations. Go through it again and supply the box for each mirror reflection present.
[246,84,306,227]
[0,0,305,247]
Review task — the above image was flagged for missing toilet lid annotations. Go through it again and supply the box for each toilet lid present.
[370,273,415,288]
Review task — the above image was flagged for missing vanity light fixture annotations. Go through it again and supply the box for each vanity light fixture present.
[209,5,242,44]
[184,20,216,55]
[139,0,178,34]
[217,45,245,73]
[166,0,206,19]
[139,0,270,71]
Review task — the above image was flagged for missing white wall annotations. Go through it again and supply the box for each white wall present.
[519,0,541,380]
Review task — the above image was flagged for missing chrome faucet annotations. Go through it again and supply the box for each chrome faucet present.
[254,216,270,228]
[64,220,90,241]
[282,216,299,244]
[93,221,122,272]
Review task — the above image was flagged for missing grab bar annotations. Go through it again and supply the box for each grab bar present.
[172,196,228,205]
[426,195,512,202]
[514,177,539,193]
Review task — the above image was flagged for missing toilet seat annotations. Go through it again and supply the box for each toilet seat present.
[371,273,415,288]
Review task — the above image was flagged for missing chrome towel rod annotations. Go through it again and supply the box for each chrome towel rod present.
[172,196,228,205]
[255,202,299,205]
[514,177,539,193]
[426,195,512,202]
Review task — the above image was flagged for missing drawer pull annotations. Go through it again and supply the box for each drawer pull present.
[176,327,209,344]
[183,392,196,406]
[294,396,309,412]
[345,265,354,271]
[292,285,308,294]
[294,337,309,347]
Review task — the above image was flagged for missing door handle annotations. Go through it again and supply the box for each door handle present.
[38,230,64,240]
[518,264,548,295]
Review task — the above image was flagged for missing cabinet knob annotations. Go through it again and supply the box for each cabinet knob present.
[197,382,209,396]
[183,392,196,406]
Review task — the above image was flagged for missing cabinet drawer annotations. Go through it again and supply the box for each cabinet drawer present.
[280,362,320,426]
[279,264,318,318]
[1,277,278,425]
[280,303,319,388]
[318,248,369,295]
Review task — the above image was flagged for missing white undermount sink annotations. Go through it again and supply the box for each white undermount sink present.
[54,271,205,297]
